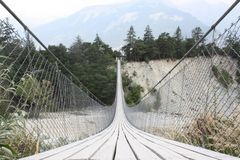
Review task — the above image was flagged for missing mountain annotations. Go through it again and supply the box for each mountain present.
[34,0,208,49]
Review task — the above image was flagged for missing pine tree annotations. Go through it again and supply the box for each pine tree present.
[174,26,182,41]
[192,27,204,43]
[25,32,36,51]
[143,25,154,43]
[184,38,195,57]
[123,26,137,61]
[125,26,136,46]
[0,18,14,44]
[157,32,175,59]
[174,26,184,59]
[93,34,110,54]
[69,36,84,62]
[75,35,83,46]
[191,27,205,56]
[142,25,156,61]
[94,34,103,47]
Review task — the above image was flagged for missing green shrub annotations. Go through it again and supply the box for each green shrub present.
[133,71,137,77]
[125,83,143,105]
[0,69,41,158]
[122,73,143,105]
[122,73,132,87]
[144,57,150,64]
[15,74,54,117]
[0,68,16,117]
[0,116,17,159]
[212,65,233,88]
[16,74,41,102]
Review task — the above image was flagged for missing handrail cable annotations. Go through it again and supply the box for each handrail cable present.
[0,0,106,105]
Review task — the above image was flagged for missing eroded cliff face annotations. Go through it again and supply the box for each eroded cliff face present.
[122,59,188,95]
[122,56,239,120]
[122,56,238,96]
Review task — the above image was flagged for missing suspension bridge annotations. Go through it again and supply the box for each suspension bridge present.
[0,0,240,159]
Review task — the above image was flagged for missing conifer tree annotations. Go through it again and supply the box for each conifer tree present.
[123,26,137,61]
[192,27,204,43]
[143,25,154,43]
[174,26,184,59]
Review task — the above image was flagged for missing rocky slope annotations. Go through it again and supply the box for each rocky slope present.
[122,56,239,116]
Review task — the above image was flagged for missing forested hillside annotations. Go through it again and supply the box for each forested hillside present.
[41,35,117,105]
[122,25,240,62]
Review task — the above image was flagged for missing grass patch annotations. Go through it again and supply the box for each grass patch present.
[0,111,39,159]
[153,112,240,157]
[182,113,239,156]
[10,130,39,158]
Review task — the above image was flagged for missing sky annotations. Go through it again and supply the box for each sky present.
[0,0,131,28]
[0,0,237,29]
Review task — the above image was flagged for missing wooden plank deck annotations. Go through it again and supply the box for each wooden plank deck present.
[20,60,239,160]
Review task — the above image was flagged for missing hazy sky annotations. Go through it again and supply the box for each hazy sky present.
[0,0,131,27]
[0,0,237,28]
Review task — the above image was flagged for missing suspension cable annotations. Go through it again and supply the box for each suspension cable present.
[0,0,106,105]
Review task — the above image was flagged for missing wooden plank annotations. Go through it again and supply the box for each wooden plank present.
[20,123,113,160]
[114,124,137,160]
[67,124,116,159]
[121,124,162,160]
[123,123,190,160]
[43,124,114,160]
[124,122,218,160]
[91,125,119,160]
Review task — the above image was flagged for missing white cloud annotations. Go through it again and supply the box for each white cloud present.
[120,12,139,23]
[205,0,234,5]
[149,12,183,22]
[149,12,165,21]
[104,11,139,32]
[163,0,238,29]
[82,11,101,23]
[167,0,194,7]
[167,0,234,6]
[171,15,184,21]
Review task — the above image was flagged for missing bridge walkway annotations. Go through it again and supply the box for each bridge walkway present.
[21,60,238,160]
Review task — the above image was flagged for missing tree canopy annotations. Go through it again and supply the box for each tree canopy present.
[121,25,211,61]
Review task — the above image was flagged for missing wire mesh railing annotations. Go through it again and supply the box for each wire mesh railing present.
[124,2,240,157]
[0,12,115,160]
